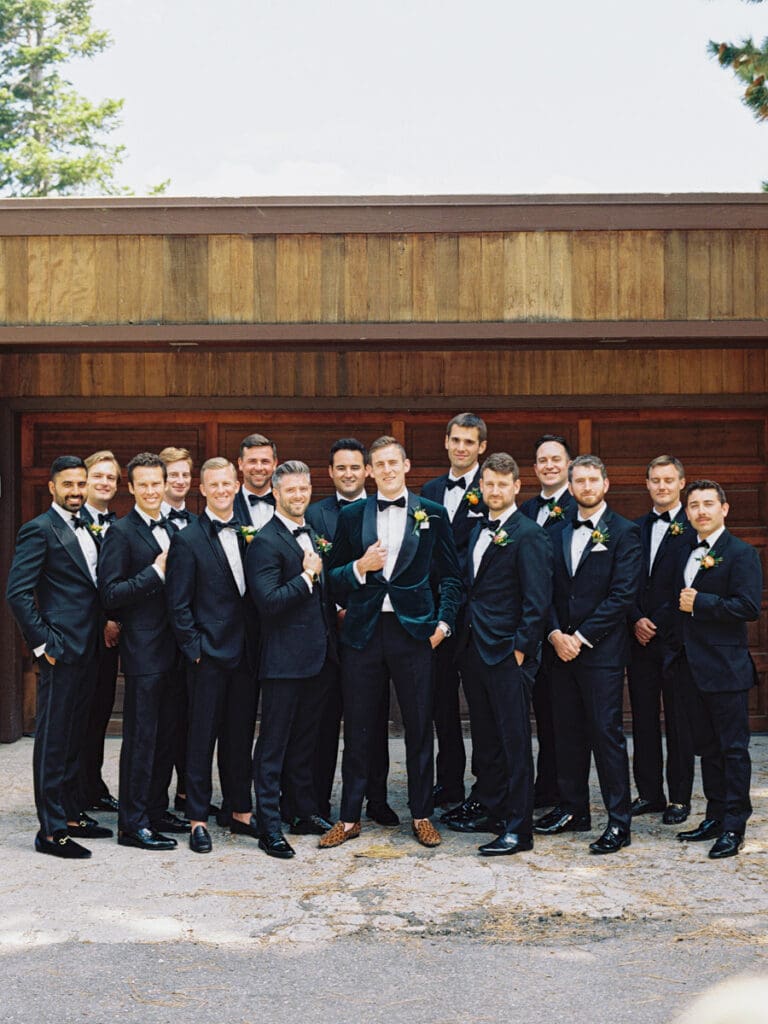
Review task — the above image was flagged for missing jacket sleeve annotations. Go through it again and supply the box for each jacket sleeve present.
[98,525,164,611]
[164,531,202,662]
[578,522,643,647]
[515,528,554,656]
[433,508,464,631]
[692,544,762,624]
[5,519,61,656]
[246,534,314,618]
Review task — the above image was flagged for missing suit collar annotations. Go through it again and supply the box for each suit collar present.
[473,508,521,583]
[46,506,96,584]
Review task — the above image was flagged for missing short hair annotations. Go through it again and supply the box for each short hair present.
[480,452,519,481]
[126,452,167,484]
[50,455,85,480]
[568,454,607,481]
[239,433,278,459]
[368,435,407,461]
[329,437,368,465]
[646,454,685,479]
[200,457,236,483]
[159,446,193,469]
[84,450,122,480]
[272,460,311,489]
[534,434,572,460]
[446,412,488,443]
[684,479,727,505]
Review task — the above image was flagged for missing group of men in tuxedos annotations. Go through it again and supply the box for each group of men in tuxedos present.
[5,418,762,863]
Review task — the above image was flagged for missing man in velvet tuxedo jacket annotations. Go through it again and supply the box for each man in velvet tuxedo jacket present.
[6,456,103,859]
[535,455,642,855]
[232,432,277,532]
[305,438,394,825]
[518,433,576,810]
[421,412,488,809]
[99,453,184,851]
[455,453,553,856]
[321,436,462,850]
[627,455,695,825]
[165,457,259,855]
[247,461,337,859]
[670,480,762,860]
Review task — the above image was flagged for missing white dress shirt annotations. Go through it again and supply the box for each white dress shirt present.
[684,525,725,588]
[536,486,569,527]
[84,502,113,535]
[649,503,682,570]
[206,509,245,596]
[472,505,516,577]
[51,501,98,584]
[161,499,191,530]
[570,502,606,575]
[442,466,478,523]
[134,505,169,580]
[242,488,275,531]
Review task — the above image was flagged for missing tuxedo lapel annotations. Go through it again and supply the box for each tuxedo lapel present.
[47,509,94,585]
[474,513,519,584]
[467,520,484,585]
[562,522,575,578]
[691,529,728,586]
[391,493,420,578]
[203,516,243,595]
[129,508,164,557]
[574,511,609,574]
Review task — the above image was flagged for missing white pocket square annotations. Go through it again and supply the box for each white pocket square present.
[591,543,608,552]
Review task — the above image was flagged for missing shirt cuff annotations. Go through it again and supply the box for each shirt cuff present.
[575,630,593,648]
[152,563,165,582]
[33,643,46,658]
[353,562,365,585]
[302,571,314,592]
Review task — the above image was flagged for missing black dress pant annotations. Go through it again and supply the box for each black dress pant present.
[677,654,752,834]
[34,653,98,836]
[460,638,535,836]
[254,662,333,834]
[185,654,257,823]
[551,657,632,830]
[531,644,560,806]
[627,640,694,806]
[340,614,434,822]
[432,626,467,795]
[79,641,119,803]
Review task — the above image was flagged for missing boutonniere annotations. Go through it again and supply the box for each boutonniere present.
[591,526,610,546]
[238,525,258,544]
[668,520,686,537]
[547,500,565,521]
[464,487,482,507]
[87,523,103,537]
[698,551,723,570]
[315,536,332,555]
[412,505,438,534]
[492,528,510,547]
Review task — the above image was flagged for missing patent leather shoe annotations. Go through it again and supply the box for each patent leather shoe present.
[189,825,212,854]
[35,830,92,859]
[152,811,191,834]
[662,803,690,825]
[440,797,485,824]
[88,794,119,813]
[447,811,504,834]
[708,831,744,859]
[533,806,591,834]
[677,818,722,842]
[289,815,333,835]
[118,828,178,850]
[433,784,465,809]
[230,815,260,839]
[589,824,631,854]
[630,797,666,816]
[258,832,295,859]
[365,802,400,827]
[478,832,533,856]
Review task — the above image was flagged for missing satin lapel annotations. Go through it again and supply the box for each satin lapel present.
[361,496,378,551]
[692,530,727,585]
[475,514,519,583]
[391,493,420,578]
[204,517,241,593]
[652,515,688,575]
[467,520,484,585]
[130,508,163,556]
[562,522,575,578]
[575,512,610,574]
[48,509,94,584]
[640,514,653,564]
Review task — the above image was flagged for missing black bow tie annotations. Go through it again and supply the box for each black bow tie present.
[292,525,312,538]
[377,497,406,511]
[653,511,671,523]
[149,516,168,530]
[575,519,594,530]
[535,494,552,509]
[481,517,502,533]
[98,511,116,525]
[337,497,356,509]
[694,539,710,550]
[71,516,87,530]
[445,477,466,491]
[248,492,274,506]
[168,507,190,522]
[212,518,240,534]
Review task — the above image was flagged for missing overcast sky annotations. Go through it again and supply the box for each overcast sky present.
[68,0,768,197]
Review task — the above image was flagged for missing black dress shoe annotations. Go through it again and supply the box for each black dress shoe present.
[440,798,485,825]
[290,815,333,835]
[67,816,114,839]
[35,830,92,859]
[365,802,400,827]
[189,825,213,854]
[533,806,591,834]
[630,797,666,816]
[708,831,744,859]
[152,811,191,834]
[589,824,631,854]
[662,803,690,825]
[478,832,533,856]
[433,784,465,809]
[447,812,505,834]
[677,818,722,842]
[88,794,119,813]
[258,832,295,859]
[118,828,178,851]
[230,815,260,839]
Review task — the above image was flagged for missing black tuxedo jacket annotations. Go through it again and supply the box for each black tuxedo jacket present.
[165,514,256,670]
[461,511,553,666]
[630,509,695,643]
[246,516,337,679]
[519,489,576,530]
[550,506,642,667]
[98,508,178,676]
[421,468,486,575]
[670,528,762,692]
[6,507,100,663]
[327,492,463,649]
[306,494,367,544]
[233,488,274,531]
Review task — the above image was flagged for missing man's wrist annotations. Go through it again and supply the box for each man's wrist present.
[437,621,451,638]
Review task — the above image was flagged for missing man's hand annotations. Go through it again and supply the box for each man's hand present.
[303,550,323,578]
[679,588,697,614]
[514,650,525,667]
[633,617,657,646]
[551,630,582,662]
[355,540,387,576]
[104,620,121,648]
[44,653,56,666]
[154,550,168,573]
[428,628,445,650]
